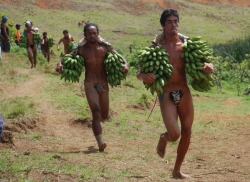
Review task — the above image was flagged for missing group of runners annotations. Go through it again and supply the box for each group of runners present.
[0,16,74,68]
[0,9,214,179]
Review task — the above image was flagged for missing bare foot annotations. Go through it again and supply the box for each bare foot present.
[99,143,107,152]
[156,133,167,158]
[172,171,191,179]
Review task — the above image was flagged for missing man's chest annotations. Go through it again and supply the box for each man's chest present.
[81,47,107,64]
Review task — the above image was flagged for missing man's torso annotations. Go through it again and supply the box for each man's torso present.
[160,36,187,91]
[25,31,35,46]
[78,43,108,83]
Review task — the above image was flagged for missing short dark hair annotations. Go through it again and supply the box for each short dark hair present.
[83,23,99,34]
[63,30,68,34]
[160,9,179,26]
[43,32,47,36]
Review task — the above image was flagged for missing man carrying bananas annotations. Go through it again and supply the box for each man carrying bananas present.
[77,23,128,152]
[57,30,74,57]
[137,9,213,179]
[24,21,38,68]
[41,32,50,62]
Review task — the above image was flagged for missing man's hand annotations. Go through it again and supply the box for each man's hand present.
[203,62,214,74]
[140,73,156,85]
[122,64,129,74]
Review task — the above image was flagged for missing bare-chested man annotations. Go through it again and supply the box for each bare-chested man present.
[137,9,213,179]
[24,21,37,68]
[77,23,128,152]
[41,32,50,62]
[57,30,74,56]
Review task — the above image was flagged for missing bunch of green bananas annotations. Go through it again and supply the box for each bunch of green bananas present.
[60,54,84,83]
[48,37,54,48]
[68,42,77,52]
[104,52,126,87]
[19,35,27,48]
[33,33,41,44]
[182,36,214,92]
[138,46,173,95]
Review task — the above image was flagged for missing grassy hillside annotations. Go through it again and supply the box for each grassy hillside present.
[1,0,250,55]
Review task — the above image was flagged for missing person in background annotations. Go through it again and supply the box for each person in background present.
[24,21,37,68]
[1,15,10,52]
[15,24,21,45]
[57,30,74,56]
[41,32,50,62]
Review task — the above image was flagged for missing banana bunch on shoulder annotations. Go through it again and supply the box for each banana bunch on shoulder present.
[60,54,85,83]
[48,37,54,48]
[138,46,173,95]
[33,33,41,44]
[68,42,77,52]
[19,35,28,48]
[104,52,126,87]
[182,36,215,92]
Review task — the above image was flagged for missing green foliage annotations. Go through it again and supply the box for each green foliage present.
[10,44,27,56]
[126,45,146,69]
[213,55,250,83]
[213,35,250,62]
[138,93,150,107]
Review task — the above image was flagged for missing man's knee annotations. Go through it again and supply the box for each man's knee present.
[168,130,180,142]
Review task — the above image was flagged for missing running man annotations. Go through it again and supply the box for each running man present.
[77,23,128,152]
[57,30,74,56]
[24,21,37,68]
[137,9,214,179]
[41,32,50,62]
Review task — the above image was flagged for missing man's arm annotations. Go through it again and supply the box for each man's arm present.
[203,62,214,74]
[57,39,63,51]
[137,67,156,85]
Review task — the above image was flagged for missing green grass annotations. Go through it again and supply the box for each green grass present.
[0,97,36,119]
[2,0,250,56]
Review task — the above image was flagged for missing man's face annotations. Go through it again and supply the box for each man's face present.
[84,26,99,44]
[163,15,179,35]
[63,32,69,38]
[26,26,32,31]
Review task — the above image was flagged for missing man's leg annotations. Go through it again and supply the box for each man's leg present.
[84,82,106,151]
[99,83,109,122]
[27,47,34,68]
[157,92,179,158]
[172,89,194,179]
[47,50,50,62]
[33,46,37,68]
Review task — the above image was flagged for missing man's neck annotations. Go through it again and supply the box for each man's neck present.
[87,42,99,48]
[164,33,179,43]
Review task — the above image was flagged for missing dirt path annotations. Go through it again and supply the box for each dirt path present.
[1,68,94,153]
